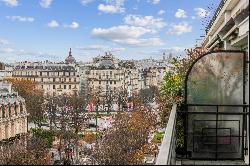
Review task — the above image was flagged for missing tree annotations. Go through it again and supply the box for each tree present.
[0,134,51,165]
[45,94,89,162]
[159,47,208,151]
[5,78,45,127]
[139,86,159,104]
[92,108,157,165]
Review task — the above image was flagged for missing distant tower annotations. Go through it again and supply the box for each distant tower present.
[65,48,76,64]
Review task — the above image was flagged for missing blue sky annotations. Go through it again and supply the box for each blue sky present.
[0,0,219,63]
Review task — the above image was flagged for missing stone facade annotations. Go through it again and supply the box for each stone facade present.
[0,81,28,141]
[0,62,13,78]
[78,53,170,100]
[12,50,80,96]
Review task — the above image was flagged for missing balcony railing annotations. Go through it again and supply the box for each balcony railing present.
[206,0,228,34]
[155,104,177,165]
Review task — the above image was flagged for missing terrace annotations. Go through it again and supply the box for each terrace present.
[155,51,249,165]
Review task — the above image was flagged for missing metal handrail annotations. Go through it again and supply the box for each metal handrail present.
[156,104,177,165]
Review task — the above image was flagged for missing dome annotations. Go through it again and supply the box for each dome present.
[65,48,76,64]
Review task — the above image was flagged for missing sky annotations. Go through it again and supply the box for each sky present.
[0,0,219,63]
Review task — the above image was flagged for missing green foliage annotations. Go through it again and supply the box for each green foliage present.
[176,116,184,148]
[159,48,208,152]
[160,72,182,98]
[152,132,164,142]
[31,128,55,148]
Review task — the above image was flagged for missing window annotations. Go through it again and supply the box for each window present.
[53,78,56,82]
[69,78,71,82]
[99,81,101,85]
[64,85,66,89]
[40,72,42,76]
[110,81,112,84]
[114,81,116,85]
[74,78,77,82]
[53,85,55,89]
[47,72,49,76]
[69,85,71,89]
[2,106,5,118]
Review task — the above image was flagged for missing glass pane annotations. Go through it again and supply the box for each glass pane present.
[217,115,243,159]
[187,52,244,105]
[187,114,216,159]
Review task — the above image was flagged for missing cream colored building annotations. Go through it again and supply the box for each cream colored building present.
[0,80,28,141]
[84,53,140,99]
[12,50,80,96]
[202,0,248,51]
[0,62,13,78]
[79,53,169,101]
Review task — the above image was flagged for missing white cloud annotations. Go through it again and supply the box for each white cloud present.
[6,16,35,22]
[76,45,125,52]
[175,9,187,18]
[194,8,209,18]
[0,47,14,53]
[47,20,59,28]
[124,15,166,31]
[80,0,94,5]
[0,47,59,61]
[76,45,107,51]
[168,22,192,35]
[98,3,125,13]
[110,47,125,52]
[114,37,163,47]
[92,25,151,40]
[0,0,18,7]
[138,47,185,58]
[92,25,163,47]
[158,10,165,15]
[98,0,125,14]
[148,0,160,5]
[64,21,79,29]
[40,0,53,8]
[0,38,9,45]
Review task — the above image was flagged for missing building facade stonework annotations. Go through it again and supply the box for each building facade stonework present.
[12,50,80,96]
[78,53,170,100]
[0,80,28,141]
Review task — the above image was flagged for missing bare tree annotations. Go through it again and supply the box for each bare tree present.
[92,107,157,165]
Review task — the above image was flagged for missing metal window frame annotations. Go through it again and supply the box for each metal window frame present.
[179,50,249,160]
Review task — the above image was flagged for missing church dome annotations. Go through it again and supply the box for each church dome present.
[65,48,76,64]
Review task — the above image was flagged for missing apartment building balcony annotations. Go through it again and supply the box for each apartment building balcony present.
[156,51,249,165]
[203,0,249,50]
